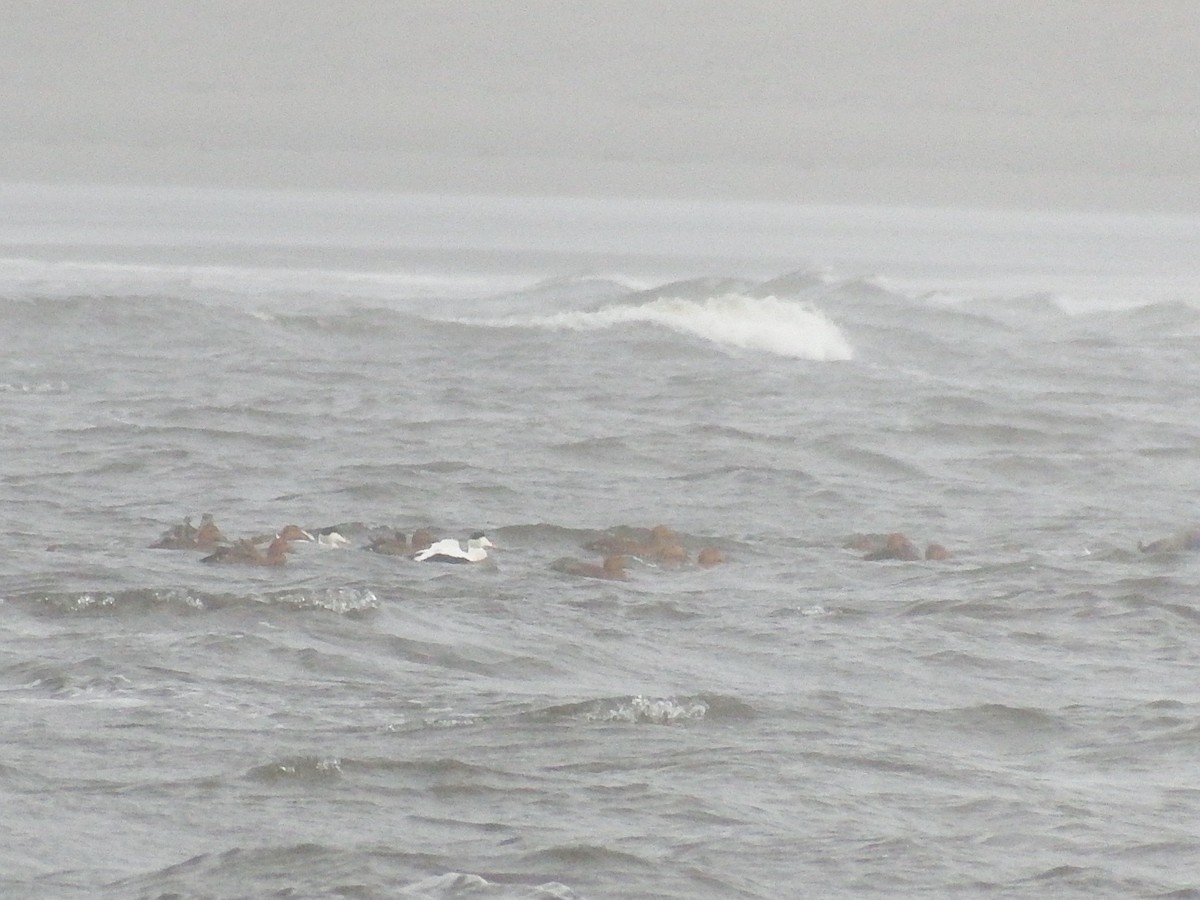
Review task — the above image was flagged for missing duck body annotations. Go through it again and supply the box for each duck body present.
[584,524,688,564]
[315,529,352,549]
[554,555,629,581]
[257,536,290,566]
[201,530,295,565]
[1139,526,1200,554]
[414,532,494,563]
[275,524,314,544]
[365,531,408,555]
[194,514,224,548]
[150,516,197,549]
[409,529,436,553]
[151,513,223,549]
[201,537,287,566]
[246,524,313,544]
[863,532,922,561]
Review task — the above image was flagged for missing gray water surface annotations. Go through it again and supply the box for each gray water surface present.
[3,185,1200,899]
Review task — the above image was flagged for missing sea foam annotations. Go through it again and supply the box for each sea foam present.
[519,293,853,361]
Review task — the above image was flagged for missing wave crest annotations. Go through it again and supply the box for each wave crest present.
[519,293,853,360]
[571,694,711,725]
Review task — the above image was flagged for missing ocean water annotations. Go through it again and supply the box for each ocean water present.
[2,182,1200,899]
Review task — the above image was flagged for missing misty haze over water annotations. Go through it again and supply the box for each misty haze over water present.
[3,5,1200,898]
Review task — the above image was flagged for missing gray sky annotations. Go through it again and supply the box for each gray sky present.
[3,1,1198,211]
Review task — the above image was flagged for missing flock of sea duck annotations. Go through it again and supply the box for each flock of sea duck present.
[581,524,724,566]
[150,513,227,550]
[149,515,726,579]
[148,513,1200,573]
[845,524,1200,561]
[548,524,728,581]
[364,529,436,555]
[150,515,496,566]
[844,532,952,561]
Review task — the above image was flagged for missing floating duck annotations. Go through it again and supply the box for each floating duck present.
[365,531,408,555]
[652,541,688,564]
[414,532,494,563]
[843,532,890,553]
[697,547,725,567]
[1139,526,1200,554]
[150,515,198,549]
[584,532,646,556]
[247,524,314,544]
[201,536,289,566]
[409,528,436,553]
[194,513,224,548]
[314,528,352,549]
[151,513,225,549]
[585,524,688,564]
[863,532,922,561]
[553,555,629,581]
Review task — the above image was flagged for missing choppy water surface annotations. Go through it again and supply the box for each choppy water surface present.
[2,184,1200,898]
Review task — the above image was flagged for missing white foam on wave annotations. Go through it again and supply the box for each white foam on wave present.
[872,273,1200,316]
[259,588,380,614]
[0,380,70,394]
[585,695,709,725]
[400,872,577,898]
[513,293,854,361]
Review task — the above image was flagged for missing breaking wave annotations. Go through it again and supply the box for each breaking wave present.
[498,293,853,360]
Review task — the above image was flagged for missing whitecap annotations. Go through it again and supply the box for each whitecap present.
[585,695,709,725]
[258,588,380,614]
[400,871,578,898]
[0,380,70,394]
[496,293,853,360]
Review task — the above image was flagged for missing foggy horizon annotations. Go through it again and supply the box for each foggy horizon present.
[3,2,1199,211]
